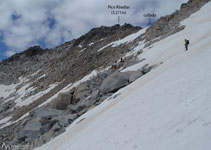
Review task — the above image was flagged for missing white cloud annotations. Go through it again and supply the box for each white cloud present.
[0,0,188,56]
[4,50,16,57]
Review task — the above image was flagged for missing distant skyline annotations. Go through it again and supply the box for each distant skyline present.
[0,0,187,60]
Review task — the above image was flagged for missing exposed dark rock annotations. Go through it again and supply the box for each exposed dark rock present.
[3,46,45,63]
[73,24,141,47]
[141,64,151,74]
[23,46,44,57]
[0,100,16,113]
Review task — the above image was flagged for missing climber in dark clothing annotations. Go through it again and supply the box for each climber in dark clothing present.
[184,39,190,51]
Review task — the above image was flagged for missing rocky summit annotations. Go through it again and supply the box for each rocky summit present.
[0,0,210,149]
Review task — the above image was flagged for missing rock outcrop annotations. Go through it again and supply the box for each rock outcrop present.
[50,92,74,110]
[99,72,129,94]
[0,71,17,85]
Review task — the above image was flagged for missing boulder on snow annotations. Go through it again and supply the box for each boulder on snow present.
[90,90,99,101]
[97,71,111,80]
[127,70,143,83]
[141,64,151,74]
[99,71,129,94]
[51,122,62,132]
[30,107,64,119]
[76,103,87,113]
[67,103,88,114]
[33,130,55,148]
[16,106,77,145]
[67,104,78,113]
[50,91,73,110]
[73,82,92,103]
[18,118,42,141]
[52,114,78,126]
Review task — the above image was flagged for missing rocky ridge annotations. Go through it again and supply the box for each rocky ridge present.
[144,0,210,46]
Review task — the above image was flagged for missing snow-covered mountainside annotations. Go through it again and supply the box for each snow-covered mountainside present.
[35,2,211,150]
[0,0,210,149]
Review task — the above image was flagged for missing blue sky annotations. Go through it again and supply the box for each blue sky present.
[0,0,187,61]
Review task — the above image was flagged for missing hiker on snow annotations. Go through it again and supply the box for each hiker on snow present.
[184,39,189,51]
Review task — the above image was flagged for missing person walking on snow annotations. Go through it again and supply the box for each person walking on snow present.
[184,39,189,51]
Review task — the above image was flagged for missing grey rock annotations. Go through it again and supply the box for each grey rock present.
[91,90,99,98]
[0,100,16,113]
[33,138,43,148]
[99,93,113,102]
[89,90,99,101]
[30,107,64,119]
[99,71,129,94]
[67,103,88,115]
[97,71,110,79]
[16,106,77,145]
[67,104,77,113]
[51,122,62,131]
[65,113,78,122]
[0,97,3,104]
[50,92,73,110]
[76,104,87,113]
[128,71,143,83]
[83,98,97,107]
[141,64,151,74]
[40,124,51,134]
[33,130,55,148]
[0,71,17,85]
[73,82,92,103]
[0,106,3,113]
[77,108,88,116]
[53,114,77,127]
[18,118,42,141]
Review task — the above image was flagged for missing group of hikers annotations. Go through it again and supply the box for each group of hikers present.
[111,58,124,70]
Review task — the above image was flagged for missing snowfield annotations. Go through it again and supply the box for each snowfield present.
[35,2,211,150]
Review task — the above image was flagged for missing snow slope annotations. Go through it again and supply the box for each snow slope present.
[36,2,211,150]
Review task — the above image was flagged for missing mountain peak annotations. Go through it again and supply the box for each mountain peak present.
[73,23,141,47]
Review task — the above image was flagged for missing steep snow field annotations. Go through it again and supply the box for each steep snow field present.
[36,3,211,150]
